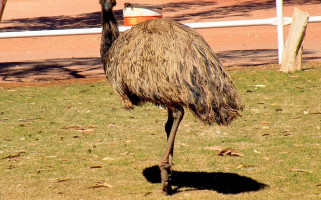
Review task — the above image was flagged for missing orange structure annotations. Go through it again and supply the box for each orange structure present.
[123,3,162,26]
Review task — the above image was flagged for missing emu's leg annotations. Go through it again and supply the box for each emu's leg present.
[165,109,174,165]
[160,107,184,195]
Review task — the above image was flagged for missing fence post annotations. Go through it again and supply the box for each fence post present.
[280,8,309,73]
[276,0,284,64]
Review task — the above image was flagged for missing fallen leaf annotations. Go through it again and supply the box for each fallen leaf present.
[88,185,105,189]
[259,121,269,124]
[57,179,71,183]
[253,84,266,88]
[144,192,152,196]
[237,164,245,169]
[78,129,94,134]
[102,157,115,161]
[8,164,15,169]
[316,183,321,187]
[289,168,310,173]
[102,183,113,188]
[90,166,102,169]
[88,182,113,189]
[236,164,255,169]
[18,118,41,122]
[205,146,222,151]
[62,126,82,130]
[2,152,26,160]
[62,125,96,133]
[218,148,244,157]
[310,111,321,115]
[253,149,261,154]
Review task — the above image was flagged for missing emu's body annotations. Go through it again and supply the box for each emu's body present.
[100,0,243,194]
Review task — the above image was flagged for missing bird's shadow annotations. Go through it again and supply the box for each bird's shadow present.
[143,165,267,194]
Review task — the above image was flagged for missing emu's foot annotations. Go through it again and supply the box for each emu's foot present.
[161,181,173,195]
[160,163,173,195]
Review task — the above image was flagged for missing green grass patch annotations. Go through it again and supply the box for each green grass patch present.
[1,65,321,199]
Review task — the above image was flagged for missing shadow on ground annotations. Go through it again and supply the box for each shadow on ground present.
[217,49,320,66]
[1,49,319,82]
[1,0,319,32]
[0,57,104,82]
[165,0,319,21]
[143,165,267,194]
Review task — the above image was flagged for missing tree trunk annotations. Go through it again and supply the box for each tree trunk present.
[280,8,309,73]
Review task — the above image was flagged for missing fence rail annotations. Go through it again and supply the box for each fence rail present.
[0,16,320,39]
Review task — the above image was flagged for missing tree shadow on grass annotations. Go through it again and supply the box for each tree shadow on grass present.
[0,57,104,82]
[143,165,267,195]
[1,49,319,82]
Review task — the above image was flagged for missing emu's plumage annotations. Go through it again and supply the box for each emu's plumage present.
[104,18,243,125]
[100,0,243,194]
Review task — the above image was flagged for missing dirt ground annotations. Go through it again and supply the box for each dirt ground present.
[0,0,320,85]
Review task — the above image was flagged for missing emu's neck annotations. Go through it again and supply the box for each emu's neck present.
[100,9,119,58]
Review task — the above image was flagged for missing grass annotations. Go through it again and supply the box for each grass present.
[0,64,321,199]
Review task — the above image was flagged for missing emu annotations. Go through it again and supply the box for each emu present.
[100,0,243,194]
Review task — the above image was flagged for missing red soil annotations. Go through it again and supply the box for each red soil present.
[0,0,320,86]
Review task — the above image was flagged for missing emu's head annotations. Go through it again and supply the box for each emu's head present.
[100,0,116,12]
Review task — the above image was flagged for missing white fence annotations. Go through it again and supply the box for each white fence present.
[1,16,320,37]
[0,0,320,63]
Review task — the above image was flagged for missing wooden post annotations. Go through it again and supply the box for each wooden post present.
[280,8,309,73]
[0,0,7,21]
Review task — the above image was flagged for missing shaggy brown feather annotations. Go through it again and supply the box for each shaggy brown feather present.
[103,18,243,125]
